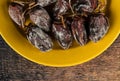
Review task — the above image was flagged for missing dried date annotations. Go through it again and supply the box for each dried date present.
[8,2,25,27]
[28,5,51,31]
[8,0,110,52]
[27,24,53,52]
[36,0,57,7]
[53,0,70,20]
[71,16,88,45]
[72,0,98,14]
[52,20,73,49]
[89,14,109,42]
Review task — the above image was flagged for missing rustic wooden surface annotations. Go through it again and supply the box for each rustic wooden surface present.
[0,35,120,81]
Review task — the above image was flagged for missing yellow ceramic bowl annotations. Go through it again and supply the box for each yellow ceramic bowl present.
[0,0,120,67]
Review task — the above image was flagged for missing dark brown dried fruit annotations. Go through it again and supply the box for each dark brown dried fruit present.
[8,0,110,51]
[72,0,98,14]
[8,2,25,27]
[27,24,53,52]
[53,0,70,19]
[36,0,57,7]
[89,14,109,42]
[71,16,88,45]
[52,20,73,49]
[28,5,51,31]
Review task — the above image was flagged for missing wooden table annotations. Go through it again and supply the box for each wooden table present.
[0,35,120,81]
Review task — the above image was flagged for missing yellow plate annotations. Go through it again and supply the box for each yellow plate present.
[0,0,120,67]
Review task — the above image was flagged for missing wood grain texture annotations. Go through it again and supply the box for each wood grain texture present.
[0,35,120,81]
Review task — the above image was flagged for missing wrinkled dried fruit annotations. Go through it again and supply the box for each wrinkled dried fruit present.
[8,0,110,51]
[27,24,53,52]
[52,21,73,49]
[53,0,70,19]
[28,5,51,31]
[72,0,98,14]
[89,14,109,42]
[8,2,25,27]
[71,16,88,45]
[36,0,57,7]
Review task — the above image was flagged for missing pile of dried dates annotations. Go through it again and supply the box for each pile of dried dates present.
[8,0,109,52]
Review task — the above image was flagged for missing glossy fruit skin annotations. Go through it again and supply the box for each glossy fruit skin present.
[89,14,109,42]
[71,16,88,46]
[28,5,51,32]
[27,24,53,52]
[52,21,73,49]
